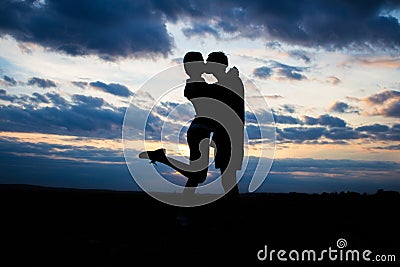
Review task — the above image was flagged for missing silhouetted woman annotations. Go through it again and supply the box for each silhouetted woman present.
[139,51,214,195]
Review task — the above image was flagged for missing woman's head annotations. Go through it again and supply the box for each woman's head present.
[183,51,205,77]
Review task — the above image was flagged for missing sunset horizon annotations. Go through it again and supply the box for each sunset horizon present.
[1,0,399,194]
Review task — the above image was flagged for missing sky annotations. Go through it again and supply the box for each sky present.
[0,0,399,194]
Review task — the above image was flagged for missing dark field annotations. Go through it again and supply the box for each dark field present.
[1,185,399,266]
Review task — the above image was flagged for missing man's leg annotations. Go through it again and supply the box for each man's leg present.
[221,166,239,198]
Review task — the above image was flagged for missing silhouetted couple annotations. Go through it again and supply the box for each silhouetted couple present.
[140,51,244,199]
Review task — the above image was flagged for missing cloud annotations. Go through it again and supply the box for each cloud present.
[302,114,346,128]
[0,91,126,138]
[316,114,346,128]
[248,158,400,193]
[1,135,399,193]
[356,124,400,141]
[281,104,296,114]
[265,41,282,50]
[2,75,17,86]
[326,76,342,85]
[71,81,88,89]
[1,0,398,61]
[253,66,273,79]
[45,92,68,107]
[27,77,56,88]
[355,57,400,68]
[246,124,262,139]
[273,114,302,125]
[323,127,361,140]
[0,137,139,191]
[274,120,399,143]
[273,61,307,80]
[288,50,311,63]
[253,61,307,81]
[265,94,284,100]
[90,81,132,97]
[32,92,50,104]
[182,24,220,39]
[0,89,53,105]
[356,124,390,133]
[328,101,358,113]
[72,94,104,108]
[359,90,400,118]
[372,144,400,150]
[0,0,176,60]
[277,127,325,142]
[180,1,400,52]
[364,90,400,104]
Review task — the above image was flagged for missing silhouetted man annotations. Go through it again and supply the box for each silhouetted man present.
[206,51,245,198]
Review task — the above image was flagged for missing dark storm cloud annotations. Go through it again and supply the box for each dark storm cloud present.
[27,77,56,88]
[90,81,132,97]
[0,0,174,59]
[213,0,400,51]
[1,1,398,61]
[0,91,125,138]
[2,75,17,86]
[329,101,359,113]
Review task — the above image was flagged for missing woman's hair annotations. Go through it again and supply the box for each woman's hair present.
[183,51,204,63]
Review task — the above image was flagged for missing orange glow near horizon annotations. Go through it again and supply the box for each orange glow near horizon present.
[1,131,399,163]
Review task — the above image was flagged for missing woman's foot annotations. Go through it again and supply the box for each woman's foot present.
[138,148,166,164]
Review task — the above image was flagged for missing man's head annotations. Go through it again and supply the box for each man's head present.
[183,51,205,78]
[205,51,228,77]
